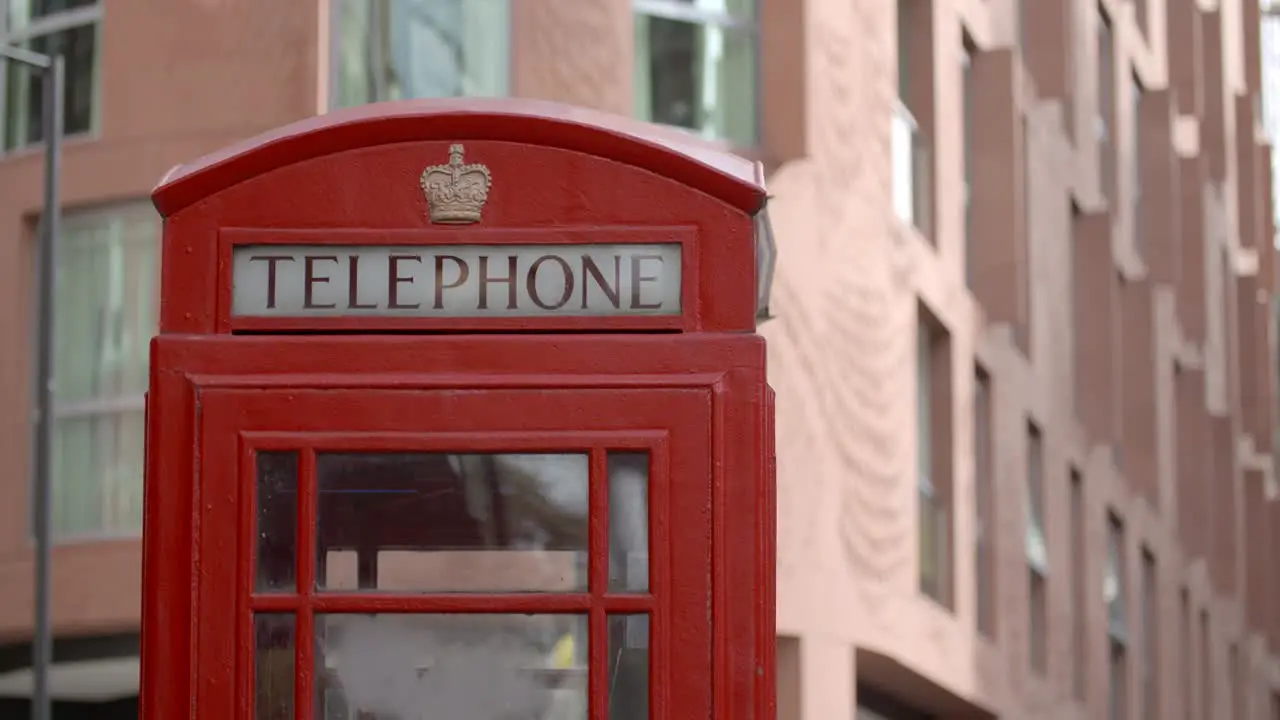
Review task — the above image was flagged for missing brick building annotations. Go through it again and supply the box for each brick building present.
[0,0,1276,718]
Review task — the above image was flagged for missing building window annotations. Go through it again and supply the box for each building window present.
[1070,468,1087,699]
[1018,114,1032,355]
[1200,609,1212,720]
[1181,588,1193,720]
[1063,0,1076,137]
[50,202,158,538]
[894,0,930,232]
[1026,421,1047,674]
[1017,0,1028,53]
[1097,6,1115,202]
[1069,201,1083,415]
[974,366,994,636]
[331,0,510,109]
[917,310,952,607]
[1131,72,1145,258]
[1106,513,1128,720]
[0,0,100,151]
[1110,637,1128,720]
[633,0,757,147]
[961,33,975,288]
[1140,548,1157,718]
[1229,643,1242,720]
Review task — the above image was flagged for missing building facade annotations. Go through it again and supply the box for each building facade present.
[0,0,1277,718]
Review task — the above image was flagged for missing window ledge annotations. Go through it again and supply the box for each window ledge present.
[24,531,141,549]
[0,130,100,164]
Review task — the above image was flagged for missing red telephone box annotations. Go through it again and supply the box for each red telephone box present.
[142,98,775,720]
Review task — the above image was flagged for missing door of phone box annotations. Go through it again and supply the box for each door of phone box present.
[142,99,776,720]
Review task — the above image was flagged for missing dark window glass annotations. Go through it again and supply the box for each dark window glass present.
[256,452,299,592]
[3,22,97,150]
[254,614,295,720]
[634,6,756,145]
[608,614,650,720]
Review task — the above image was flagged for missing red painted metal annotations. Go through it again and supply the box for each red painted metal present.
[144,99,775,720]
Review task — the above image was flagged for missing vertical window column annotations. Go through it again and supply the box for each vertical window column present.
[50,202,158,539]
[1026,422,1048,674]
[1097,7,1116,203]
[917,308,953,608]
[1140,549,1157,718]
[894,0,934,236]
[1070,469,1087,699]
[1106,513,1128,720]
[973,367,994,636]
[1131,73,1145,259]
[961,34,976,287]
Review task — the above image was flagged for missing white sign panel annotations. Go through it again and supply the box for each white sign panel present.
[231,244,682,318]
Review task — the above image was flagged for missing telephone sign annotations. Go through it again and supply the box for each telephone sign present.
[142,98,776,720]
[230,237,684,318]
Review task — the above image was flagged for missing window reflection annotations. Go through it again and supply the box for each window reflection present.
[257,452,299,592]
[333,0,509,108]
[632,3,757,146]
[607,614,649,720]
[254,614,295,720]
[316,452,589,593]
[607,452,650,593]
[316,613,586,720]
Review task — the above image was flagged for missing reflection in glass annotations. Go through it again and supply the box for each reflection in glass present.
[608,614,650,720]
[633,11,757,146]
[254,614,295,720]
[316,613,587,719]
[333,0,510,108]
[316,453,589,593]
[257,452,299,592]
[3,21,97,151]
[607,453,650,593]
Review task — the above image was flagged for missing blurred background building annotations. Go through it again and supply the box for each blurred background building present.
[0,0,1278,718]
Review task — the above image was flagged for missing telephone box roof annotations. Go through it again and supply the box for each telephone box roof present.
[152,97,768,218]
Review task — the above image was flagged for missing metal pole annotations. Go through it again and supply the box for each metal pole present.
[31,54,63,720]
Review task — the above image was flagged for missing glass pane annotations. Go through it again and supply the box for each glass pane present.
[256,614,295,720]
[54,206,158,404]
[51,407,145,537]
[633,14,756,146]
[608,452,649,593]
[3,22,97,150]
[257,452,299,592]
[607,614,649,720]
[918,485,944,601]
[333,0,509,108]
[17,0,98,24]
[316,613,587,719]
[51,414,101,536]
[316,452,588,592]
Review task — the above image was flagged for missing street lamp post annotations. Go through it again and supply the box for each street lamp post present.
[0,44,64,720]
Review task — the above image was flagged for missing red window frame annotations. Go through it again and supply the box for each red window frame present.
[195,386,713,720]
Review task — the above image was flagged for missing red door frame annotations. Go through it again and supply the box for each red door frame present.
[143,333,770,720]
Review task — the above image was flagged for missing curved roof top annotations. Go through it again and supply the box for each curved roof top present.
[152,97,768,217]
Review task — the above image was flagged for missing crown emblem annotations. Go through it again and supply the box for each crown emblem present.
[419,144,492,224]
